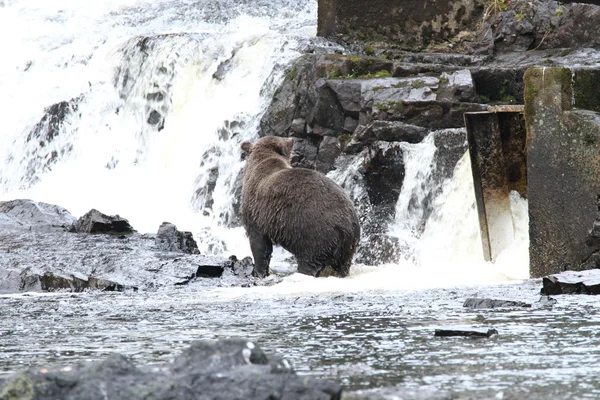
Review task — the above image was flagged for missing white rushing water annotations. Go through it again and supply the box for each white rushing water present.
[0,0,528,295]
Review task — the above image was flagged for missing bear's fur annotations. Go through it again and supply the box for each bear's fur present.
[240,136,360,278]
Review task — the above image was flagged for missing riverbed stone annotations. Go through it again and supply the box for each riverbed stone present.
[0,339,342,400]
[463,298,532,309]
[541,270,600,295]
[434,329,498,338]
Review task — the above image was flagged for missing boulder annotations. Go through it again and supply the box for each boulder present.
[0,199,75,231]
[463,298,532,309]
[155,222,199,254]
[0,339,342,400]
[70,209,135,234]
[227,255,254,278]
[541,270,600,295]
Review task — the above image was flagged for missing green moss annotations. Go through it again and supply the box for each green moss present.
[338,133,352,145]
[348,55,361,63]
[285,64,297,81]
[411,80,425,88]
[515,11,526,22]
[364,45,375,56]
[484,0,508,20]
[375,103,389,112]
[330,68,341,79]
[438,76,449,85]
[374,70,391,78]
[573,70,600,112]
[0,374,35,400]
[479,94,490,104]
[555,8,564,16]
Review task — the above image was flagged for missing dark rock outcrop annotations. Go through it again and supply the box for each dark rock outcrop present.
[541,270,600,295]
[463,298,532,309]
[0,339,342,400]
[155,222,199,254]
[435,329,498,338]
[70,209,135,234]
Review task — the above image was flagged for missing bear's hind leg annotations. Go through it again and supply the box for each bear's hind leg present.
[296,257,321,277]
[248,228,273,278]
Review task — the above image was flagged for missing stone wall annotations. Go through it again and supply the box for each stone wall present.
[317,0,600,54]
[317,0,486,51]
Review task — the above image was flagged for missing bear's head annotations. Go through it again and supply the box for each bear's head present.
[241,136,294,161]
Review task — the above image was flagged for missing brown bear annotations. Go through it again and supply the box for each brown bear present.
[240,135,360,278]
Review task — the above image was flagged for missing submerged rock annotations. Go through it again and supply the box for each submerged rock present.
[70,209,135,234]
[463,298,532,309]
[434,329,498,338]
[541,270,600,295]
[0,339,342,400]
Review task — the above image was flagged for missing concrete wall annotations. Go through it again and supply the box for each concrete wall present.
[524,67,600,277]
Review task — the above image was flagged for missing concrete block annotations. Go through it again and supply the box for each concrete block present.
[524,67,600,277]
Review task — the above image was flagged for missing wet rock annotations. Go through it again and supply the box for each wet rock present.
[290,137,319,169]
[463,298,532,309]
[39,272,128,292]
[260,55,317,138]
[538,296,558,306]
[228,255,254,278]
[0,339,342,400]
[213,50,236,80]
[361,141,405,212]
[0,199,75,231]
[434,329,498,338]
[492,10,535,52]
[541,270,600,295]
[355,234,405,265]
[0,200,241,293]
[18,96,82,187]
[70,209,135,234]
[27,96,82,147]
[346,121,427,153]
[155,222,199,254]
[315,136,341,173]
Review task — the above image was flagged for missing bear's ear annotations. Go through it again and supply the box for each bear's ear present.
[283,138,294,157]
[241,141,253,154]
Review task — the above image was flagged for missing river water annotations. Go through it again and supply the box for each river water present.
[1,0,597,398]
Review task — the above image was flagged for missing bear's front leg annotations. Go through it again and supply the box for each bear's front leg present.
[248,228,273,278]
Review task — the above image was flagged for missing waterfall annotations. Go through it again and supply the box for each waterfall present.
[0,0,319,256]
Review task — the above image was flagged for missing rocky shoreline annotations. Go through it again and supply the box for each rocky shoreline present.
[0,199,262,294]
